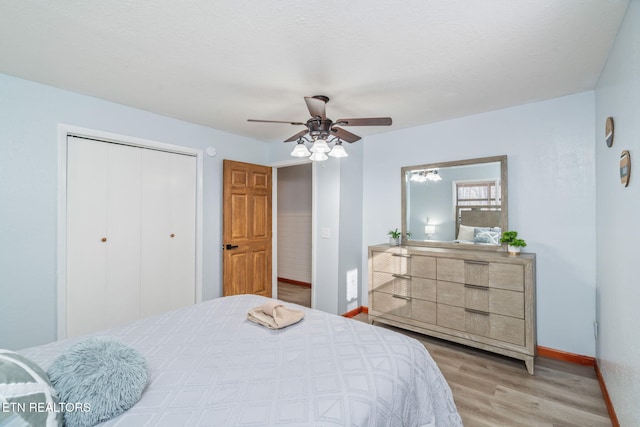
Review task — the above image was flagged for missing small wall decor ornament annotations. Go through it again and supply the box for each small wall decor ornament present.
[605,117,614,147]
[620,150,630,187]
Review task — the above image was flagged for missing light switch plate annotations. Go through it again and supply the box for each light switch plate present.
[321,228,331,239]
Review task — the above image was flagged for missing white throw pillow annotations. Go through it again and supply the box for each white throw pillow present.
[457,224,475,241]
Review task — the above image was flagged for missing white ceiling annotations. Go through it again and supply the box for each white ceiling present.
[0,0,629,143]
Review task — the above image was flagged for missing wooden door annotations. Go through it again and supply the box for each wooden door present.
[223,160,272,297]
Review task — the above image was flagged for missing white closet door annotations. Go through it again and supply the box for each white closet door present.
[67,138,108,337]
[168,153,197,307]
[140,149,196,317]
[104,144,142,327]
[66,138,141,338]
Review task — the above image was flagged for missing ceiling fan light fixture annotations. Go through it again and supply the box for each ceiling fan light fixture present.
[310,139,330,153]
[328,141,348,158]
[290,141,311,157]
[309,151,328,162]
[248,95,391,160]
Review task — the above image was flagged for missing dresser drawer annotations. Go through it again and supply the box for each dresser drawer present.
[464,260,490,286]
[465,310,525,346]
[437,258,465,283]
[371,291,436,325]
[373,273,436,302]
[437,280,465,307]
[465,261,524,292]
[371,290,411,319]
[371,272,410,295]
[371,250,410,274]
[465,285,524,319]
[439,281,524,319]
[412,277,436,302]
[489,263,524,292]
[437,304,525,346]
[437,304,465,331]
[412,299,437,325]
[410,254,436,279]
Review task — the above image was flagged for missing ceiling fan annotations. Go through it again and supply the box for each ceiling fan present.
[248,95,392,161]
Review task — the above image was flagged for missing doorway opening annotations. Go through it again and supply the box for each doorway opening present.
[275,162,312,307]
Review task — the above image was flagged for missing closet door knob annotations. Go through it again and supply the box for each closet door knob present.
[101,237,107,242]
[170,233,175,238]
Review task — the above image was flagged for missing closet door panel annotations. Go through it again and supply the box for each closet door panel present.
[66,138,107,337]
[140,150,196,317]
[141,149,173,317]
[105,144,142,327]
[169,154,197,307]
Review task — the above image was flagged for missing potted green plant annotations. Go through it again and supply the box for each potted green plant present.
[388,228,401,246]
[500,230,527,255]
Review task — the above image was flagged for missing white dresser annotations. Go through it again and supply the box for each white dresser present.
[368,244,536,374]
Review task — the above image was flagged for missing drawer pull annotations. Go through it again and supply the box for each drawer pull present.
[464,284,489,290]
[465,308,489,316]
[392,294,411,301]
[392,274,411,280]
[391,253,411,258]
[464,260,489,266]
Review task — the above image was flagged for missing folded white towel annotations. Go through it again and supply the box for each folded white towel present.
[247,301,305,329]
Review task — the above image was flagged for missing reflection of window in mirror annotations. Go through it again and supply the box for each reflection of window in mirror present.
[455,180,500,207]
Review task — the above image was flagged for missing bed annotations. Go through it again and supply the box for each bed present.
[17,295,462,426]
[455,205,502,245]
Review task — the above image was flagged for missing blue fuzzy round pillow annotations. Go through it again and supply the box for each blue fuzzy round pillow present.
[47,337,148,427]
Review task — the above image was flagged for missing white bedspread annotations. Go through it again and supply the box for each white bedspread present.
[21,295,462,426]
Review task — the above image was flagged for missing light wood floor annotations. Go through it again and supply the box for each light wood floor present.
[276,283,611,426]
[277,281,311,307]
[354,313,611,427]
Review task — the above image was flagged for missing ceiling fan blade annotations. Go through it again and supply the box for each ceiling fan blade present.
[334,117,392,126]
[248,119,305,125]
[304,96,327,119]
[331,127,361,143]
[283,129,309,142]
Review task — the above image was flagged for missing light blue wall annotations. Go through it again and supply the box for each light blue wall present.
[595,1,640,424]
[277,164,312,213]
[338,142,364,315]
[0,74,268,350]
[362,92,597,357]
[311,159,341,314]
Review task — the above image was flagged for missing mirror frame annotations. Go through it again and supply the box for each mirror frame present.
[401,155,508,251]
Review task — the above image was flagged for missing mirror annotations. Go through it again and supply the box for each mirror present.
[401,155,507,251]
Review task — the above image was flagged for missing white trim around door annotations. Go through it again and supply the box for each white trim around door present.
[269,158,315,309]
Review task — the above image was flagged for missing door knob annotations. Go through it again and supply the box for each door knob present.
[101,237,107,242]
[225,244,239,250]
